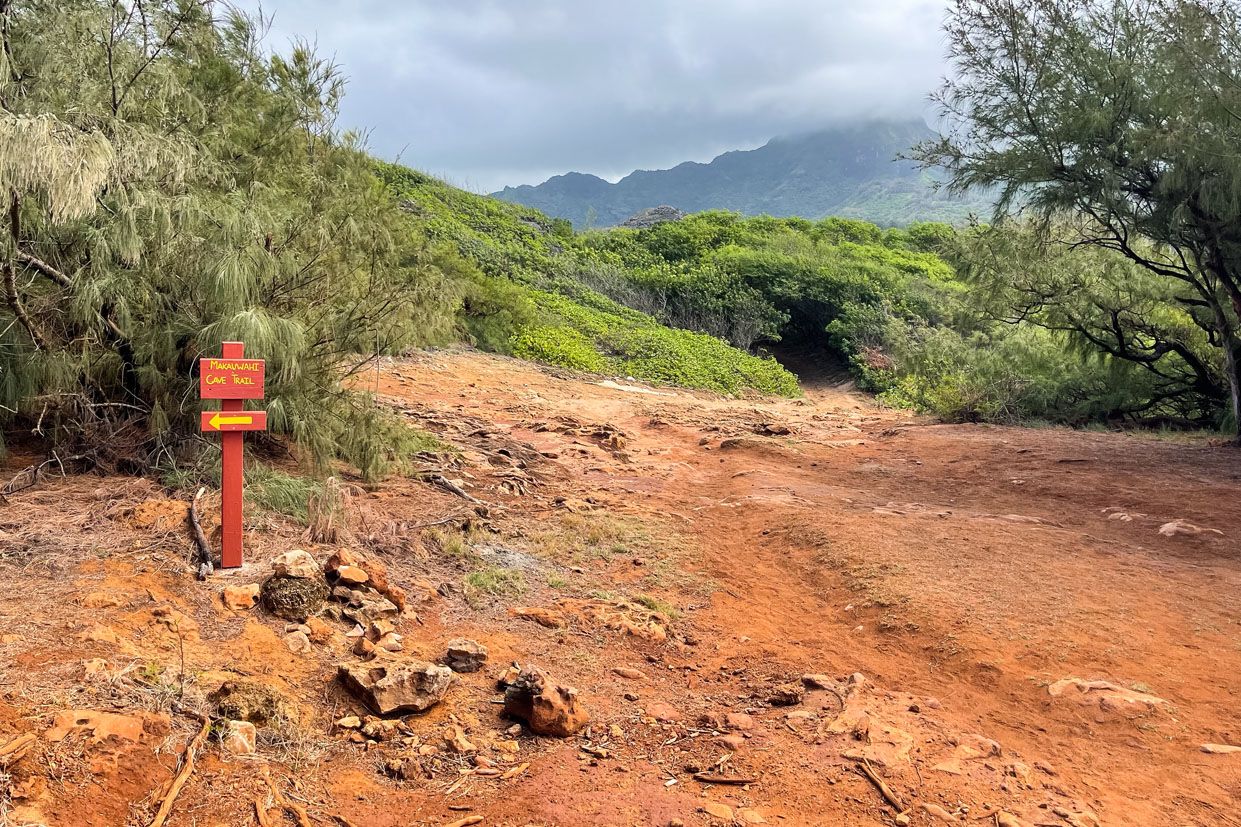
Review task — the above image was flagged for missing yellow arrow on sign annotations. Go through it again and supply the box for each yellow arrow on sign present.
[209,413,253,430]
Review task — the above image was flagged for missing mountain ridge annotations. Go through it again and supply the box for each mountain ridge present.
[491,119,991,228]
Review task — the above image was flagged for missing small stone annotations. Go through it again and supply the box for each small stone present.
[645,701,681,722]
[221,584,261,612]
[737,808,767,825]
[338,659,453,716]
[377,632,403,652]
[362,718,400,741]
[894,815,911,827]
[336,565,369,586]
[725,712,755,731]
[304,616,333,644]
[220,720,257,755]
[335,715,361,729]
[801,673,835,690]
[447,726,476,754]
[271,550,320,579]
[612,667,647,680]
[922,802,956,822]
[609,724,624,739]
[445,639,488,673]
[368,619,396,639]
[1202,743,1241,754]
[701,802,733,821]
[503,667,589,737]
[283,630,311,654]
[717,733,746,750]
[769,683,805,706]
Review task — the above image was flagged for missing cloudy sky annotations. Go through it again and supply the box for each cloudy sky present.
[236,1,951,192]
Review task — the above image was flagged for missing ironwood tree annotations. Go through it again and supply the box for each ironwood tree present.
[918,0,1241,435]
[0,1,461,475]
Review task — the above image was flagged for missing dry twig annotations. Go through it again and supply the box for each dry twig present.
[147,716,210,827]
[853,756,906,813]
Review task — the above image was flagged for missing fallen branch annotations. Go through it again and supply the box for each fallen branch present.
[853,756,906,813]
[411,511,471,529]
[187,487,213,580]
[693,772,759,785]
[426,473,482,504]
[254,799,276,827]
[261,770,313,827]
[444,817,484,827]
[147,716,210,827]
[0,732,36,767]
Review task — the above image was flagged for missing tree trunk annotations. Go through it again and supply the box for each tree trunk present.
[1224,336,1241,441]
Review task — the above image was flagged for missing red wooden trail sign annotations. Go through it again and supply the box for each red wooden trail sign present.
[199,342,267,569]
[199,357,265,399]
[200,410,268,432]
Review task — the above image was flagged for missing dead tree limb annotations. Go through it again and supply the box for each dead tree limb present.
[188,486,213,579]
[147,716,210,827]
[854,756,906,813]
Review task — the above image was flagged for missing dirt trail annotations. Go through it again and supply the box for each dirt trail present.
[1,348,1239,826]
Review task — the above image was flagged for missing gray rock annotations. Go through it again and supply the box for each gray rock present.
[338,658,452,716]
[341,592,400,626]
[271,549,320,579]
[445,639,488,673]
[619,205,687,229]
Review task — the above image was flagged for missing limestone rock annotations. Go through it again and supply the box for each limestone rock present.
[341,592,400,626]
[325,549,405,611]
[220,720,257,755]
[221,584,261,612]
[271,549,320,579]
[338,658,453,716]
[445,639,488,673]
[261,575,328,621]
[304,616,333,644]
[336,565,369,586]
[503,667,589,737]
[283,630,311,654]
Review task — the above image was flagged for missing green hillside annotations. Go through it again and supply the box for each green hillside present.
[377,164,801,397]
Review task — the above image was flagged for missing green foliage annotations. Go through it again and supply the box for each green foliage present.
[518,289,800,396]
[463,567,526,604]
[378,163,801,397]
[0,2,462,473]
[245,465,323,523]
[917,0,1241,432]
[511,325,606,372]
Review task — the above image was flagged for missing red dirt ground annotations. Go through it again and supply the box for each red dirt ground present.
[1,348,1239,827]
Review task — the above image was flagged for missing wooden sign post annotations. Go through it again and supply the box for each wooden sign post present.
[199,342,267,569]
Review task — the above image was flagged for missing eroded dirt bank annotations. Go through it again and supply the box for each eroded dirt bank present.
[1,349,1238,826]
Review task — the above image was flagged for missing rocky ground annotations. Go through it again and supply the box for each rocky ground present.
[1,348,1239,827]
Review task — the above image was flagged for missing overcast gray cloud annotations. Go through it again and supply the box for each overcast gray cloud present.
[236,1,951,192]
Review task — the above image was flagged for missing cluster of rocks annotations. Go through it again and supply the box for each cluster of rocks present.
[211,546,592,773]
[619,205,687,229]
